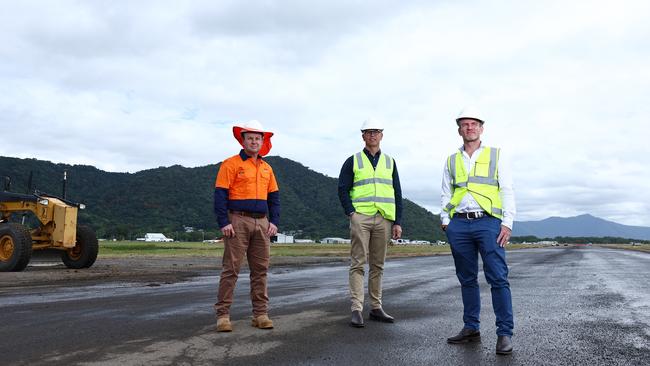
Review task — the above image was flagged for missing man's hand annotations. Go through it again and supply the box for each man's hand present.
[392,224,402,240]
[221,224,235,238]
[441,224,447,232]
[267,222,278,237]
[497,225,512,247]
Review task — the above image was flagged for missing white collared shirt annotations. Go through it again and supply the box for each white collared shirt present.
[440,144,516,229]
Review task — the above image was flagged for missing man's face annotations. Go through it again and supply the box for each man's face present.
[457,119,483,142]
[242,132,263,155]
[362,129,383,148]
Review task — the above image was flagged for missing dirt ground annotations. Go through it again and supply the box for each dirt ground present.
[0,254,349,291]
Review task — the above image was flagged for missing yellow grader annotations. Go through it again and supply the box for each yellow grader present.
[0,189,98,272]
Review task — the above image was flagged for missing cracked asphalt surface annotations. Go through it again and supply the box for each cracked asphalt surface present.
[1,247,649,365]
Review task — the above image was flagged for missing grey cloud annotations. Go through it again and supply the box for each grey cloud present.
[187,1,433,67]
[189,1,419,38]
[4,4,170,60]
[1,1,649,227]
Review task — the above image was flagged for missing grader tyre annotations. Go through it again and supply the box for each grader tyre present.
[0,223,33,272]
[62,225,98,269]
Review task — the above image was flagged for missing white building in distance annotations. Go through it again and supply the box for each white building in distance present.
[142,233,173,242]
[273,233,294,243]
[320,237,351,244]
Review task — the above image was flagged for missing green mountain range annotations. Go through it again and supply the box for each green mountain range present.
[0,156,444,242]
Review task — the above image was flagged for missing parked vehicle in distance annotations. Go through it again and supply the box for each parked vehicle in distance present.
[142,233,173,242]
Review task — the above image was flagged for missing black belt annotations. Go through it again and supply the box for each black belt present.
[454,211,487,219]
[229,210,266,219]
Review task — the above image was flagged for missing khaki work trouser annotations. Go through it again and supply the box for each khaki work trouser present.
[349,212,393,312]
[215,213,271,318]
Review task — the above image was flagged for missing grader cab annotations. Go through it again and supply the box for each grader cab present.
[0,187,98,272]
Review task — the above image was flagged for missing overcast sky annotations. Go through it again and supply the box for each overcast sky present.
[1,1,649,226]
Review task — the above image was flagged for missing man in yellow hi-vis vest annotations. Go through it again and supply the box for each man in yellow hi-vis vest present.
[338,118,403,328]
[441,107,516,355]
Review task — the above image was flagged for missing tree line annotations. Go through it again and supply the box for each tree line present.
[0,156,444,242]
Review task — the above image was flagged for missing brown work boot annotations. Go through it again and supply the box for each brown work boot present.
[251,314,274,329]
[216,316,232,332]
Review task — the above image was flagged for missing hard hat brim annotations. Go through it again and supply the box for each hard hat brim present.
[455,117,484,125]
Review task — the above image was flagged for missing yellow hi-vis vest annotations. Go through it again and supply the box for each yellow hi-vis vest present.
[350,151,396,221]
[444,147,503,219]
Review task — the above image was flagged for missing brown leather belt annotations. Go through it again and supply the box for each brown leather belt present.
[229,210,266,219]
[454,211,487,219]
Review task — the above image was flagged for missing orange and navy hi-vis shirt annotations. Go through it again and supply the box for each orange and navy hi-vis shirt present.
[214,149,280,228]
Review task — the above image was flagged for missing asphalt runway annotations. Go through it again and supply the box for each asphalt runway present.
[1,247,649,365]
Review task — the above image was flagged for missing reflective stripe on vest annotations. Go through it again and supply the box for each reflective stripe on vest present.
[445,147,503,219]
[353,178,393,187]
[350,151,396,221]
[352,196,396,203]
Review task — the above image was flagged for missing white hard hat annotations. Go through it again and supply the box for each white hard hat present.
[240,119,264,131]
[360,118,384,131]
[456,107,484,125]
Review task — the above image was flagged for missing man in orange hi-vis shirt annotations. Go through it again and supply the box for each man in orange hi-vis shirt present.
[213,120,280,332]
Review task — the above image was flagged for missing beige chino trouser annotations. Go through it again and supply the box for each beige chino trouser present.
[215,213,271,318]
[349,212,393,312]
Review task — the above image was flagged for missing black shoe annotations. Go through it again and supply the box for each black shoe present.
[369,308,395,323]
[496,335,513,355]
[447,328,481,344]
[350,310,364,328]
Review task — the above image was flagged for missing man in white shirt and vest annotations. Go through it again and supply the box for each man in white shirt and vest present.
[338,118,403,328]
[441,107,516,355]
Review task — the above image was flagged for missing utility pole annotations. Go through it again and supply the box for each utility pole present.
[62,170,67,199]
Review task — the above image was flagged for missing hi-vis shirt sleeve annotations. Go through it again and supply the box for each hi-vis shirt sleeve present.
[215,161,234,189]
[214,161,233,229]
[266,164,280,226]
[268,170,279,193]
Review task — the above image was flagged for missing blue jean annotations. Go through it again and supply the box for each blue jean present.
[445,215,514,336]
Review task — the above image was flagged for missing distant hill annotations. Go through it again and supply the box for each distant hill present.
[514,214,650,240]
[0,155,444,241]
